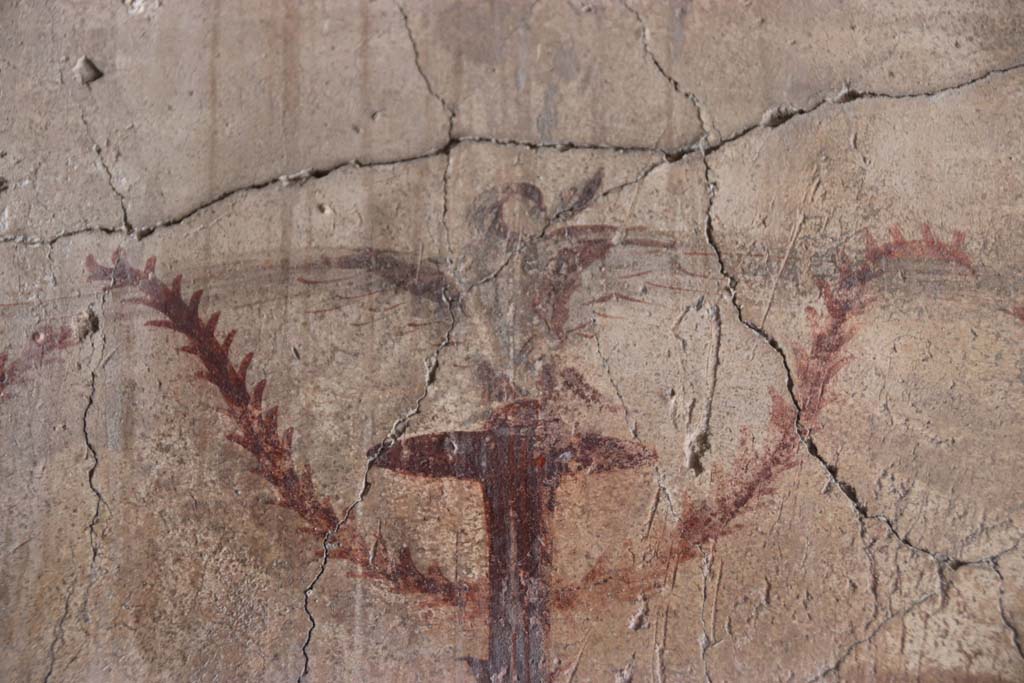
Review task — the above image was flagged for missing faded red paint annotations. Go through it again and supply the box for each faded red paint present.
[469,182,547,237]
[796,226,974,422]
[676,227,975,556]
[558,366,603,404]
[87,252,341,536]
[1007,305,1024,325]
[86,216,975,681]
[533,237,615,338]
[0,324,77,401]
[527,224,693,340]
[467,169,603,240]
[465,169,673,342]
[675,391,799,553]
[474,360,520,403]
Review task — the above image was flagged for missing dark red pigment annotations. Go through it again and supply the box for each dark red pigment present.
[87,252,342,535]
[85,251,466,603]
[84,224,975,680]
[526,223,699,340]
[374,400,652,682]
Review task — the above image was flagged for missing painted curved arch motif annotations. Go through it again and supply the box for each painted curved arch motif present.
[85,170,975,681]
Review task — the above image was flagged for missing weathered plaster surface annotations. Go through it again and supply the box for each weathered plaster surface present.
[2,2,1023,681]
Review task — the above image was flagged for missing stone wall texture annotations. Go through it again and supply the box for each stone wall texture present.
[2,1,1024,681]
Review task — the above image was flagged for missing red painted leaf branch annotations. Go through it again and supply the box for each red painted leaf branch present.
[681,226,974,550]
[84,225,971,609]
[556,226,974,602]
[795,225,973,423]
[86,250,474,607]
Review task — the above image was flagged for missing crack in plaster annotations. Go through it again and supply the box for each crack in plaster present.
[992,559,1024,661]
[395,1,455,140]
[80,281,112,630]
[297,530,332,682]
[621,0,717,146]
[807,591,937,682]
[34,264,111,681]
[9,34,1024,680]
[41,583,74,683]
[593,330,640,440]
[697,142,1021,583]
[78,107,132,233]
[297,286,459,681]
[7,57,1023,251]
[0,62,1020,250]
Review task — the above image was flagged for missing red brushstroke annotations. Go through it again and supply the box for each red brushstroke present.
[373,399,654,682]
[794,226,973,423]
[87,214,974,682]
[85,250,474,607]
[676,226,974,556]
[548,226,976,612]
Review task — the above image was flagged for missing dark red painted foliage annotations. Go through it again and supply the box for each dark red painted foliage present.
[672,226,974,558]
[85,224,974,683]
[85,250,469,606]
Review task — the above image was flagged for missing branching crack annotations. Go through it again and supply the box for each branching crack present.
[40,266,111,680]
[42,583,74,683]
[78,108,132,233]
[134,143,460,240]
[621,0,717,145]
[359,287,458,499]
[297,287,459,681]
[808,591,936,682]
[3,62,1015,248]
[129,136,657,243]
[698,148,1014,581]
[992,559,1024,661]
[395,1,455,139]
